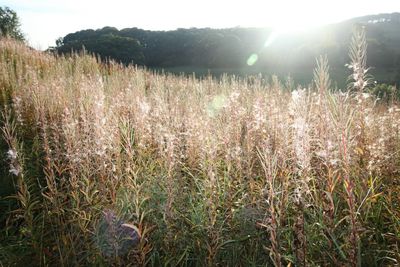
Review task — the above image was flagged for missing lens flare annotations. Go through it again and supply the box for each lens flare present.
[247,54,258,66]
[264,31,279,47]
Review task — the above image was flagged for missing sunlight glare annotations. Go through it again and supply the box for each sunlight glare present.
[264,31,279,47]
[250,0,329,34]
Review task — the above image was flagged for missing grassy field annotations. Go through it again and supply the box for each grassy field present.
[0,36,399,266]
[152,65,399,90]
[152,66,346,89]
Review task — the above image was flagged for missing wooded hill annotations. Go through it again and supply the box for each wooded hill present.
[55,13,400,85]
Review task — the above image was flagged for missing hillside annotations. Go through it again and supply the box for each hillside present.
[54,13,400,86]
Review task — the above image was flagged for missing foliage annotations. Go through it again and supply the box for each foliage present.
[369,83,398,102]
[0,6,24,41]
[56,28,144,65]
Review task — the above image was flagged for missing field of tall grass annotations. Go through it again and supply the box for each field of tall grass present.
[0,30,399,266]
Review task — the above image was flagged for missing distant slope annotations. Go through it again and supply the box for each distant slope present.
[54,13,400,85]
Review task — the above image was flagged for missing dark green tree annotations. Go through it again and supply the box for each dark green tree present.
[0,6,24,41]
[57,28,145,65]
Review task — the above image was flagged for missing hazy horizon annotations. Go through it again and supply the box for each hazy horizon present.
[3,0,400,49]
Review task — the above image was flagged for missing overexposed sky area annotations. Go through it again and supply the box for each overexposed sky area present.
[3,0,400,49]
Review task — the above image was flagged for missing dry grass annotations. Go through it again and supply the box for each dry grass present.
[0,33,399,266]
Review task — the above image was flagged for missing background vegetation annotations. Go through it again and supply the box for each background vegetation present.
[54,13,400,86]
[0,6,24,41]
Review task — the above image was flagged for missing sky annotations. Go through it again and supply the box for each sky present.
[2,0,400,49]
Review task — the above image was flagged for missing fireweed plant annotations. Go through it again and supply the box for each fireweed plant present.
[0,28,399,266]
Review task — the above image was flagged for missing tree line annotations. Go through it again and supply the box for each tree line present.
[53,15,400,85]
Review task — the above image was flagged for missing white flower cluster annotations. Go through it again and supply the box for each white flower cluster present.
[290,89,311,171]
[7,149,20,176]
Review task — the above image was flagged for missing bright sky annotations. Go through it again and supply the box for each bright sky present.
[2,0,400,49]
